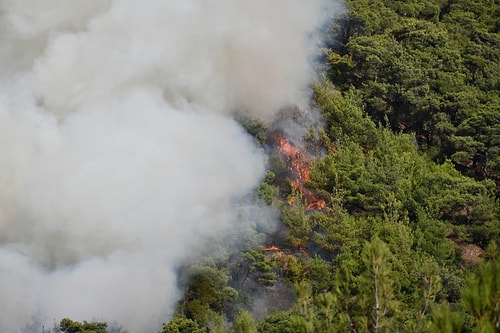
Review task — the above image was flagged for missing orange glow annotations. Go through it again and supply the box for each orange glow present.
[307,199,325,211]
[276,133,328,211]
[277,134,310,190]
[263,245,280,251]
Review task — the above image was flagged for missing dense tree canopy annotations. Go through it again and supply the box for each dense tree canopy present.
[51,0,499,332]
[154,0,500,331]
[330,0,500,186]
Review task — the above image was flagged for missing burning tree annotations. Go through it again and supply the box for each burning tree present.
[272,132,329,212]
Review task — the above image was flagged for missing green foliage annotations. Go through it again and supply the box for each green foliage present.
[236,115,269,145]
[309,102,499,244]
[180,266,236,328]
[281,201,311,248]
[242,249,277,286]
[331,0,500,184]
[257,171,279,205]
[59,318,107,333]
[346,0,399,36]
[161,2,500,332]
[313,84,378,149]
[280,254,304,281]
[233,311,257,333]
[255,311,306,333]
[360,237,399,333]
[243,249,273,272]
[462,247,500,331]
[307,256,335,293]
[419,161,499,246]
[407,259,443,331]
[413,211,458,265]
[160,317,204,333]
[430,303,465,333]
[314,292,336,332]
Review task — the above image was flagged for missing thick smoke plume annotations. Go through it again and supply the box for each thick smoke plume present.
[0,1,331,332]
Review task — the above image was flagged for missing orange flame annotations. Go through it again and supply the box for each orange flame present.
[276,133,328,211]
[263,245,280,251]
[277,134,310,189]
[307,199,326,211]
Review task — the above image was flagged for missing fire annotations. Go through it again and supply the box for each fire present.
[263,245,280,251]
[307,199,325,211]
[277,134,310,190]
[276,133,328,211]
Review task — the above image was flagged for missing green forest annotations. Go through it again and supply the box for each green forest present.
[53,0,499,332]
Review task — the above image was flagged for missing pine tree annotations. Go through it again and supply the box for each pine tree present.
[361,237,399,333]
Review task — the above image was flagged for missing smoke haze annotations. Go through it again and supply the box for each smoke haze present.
[0,1,331,331]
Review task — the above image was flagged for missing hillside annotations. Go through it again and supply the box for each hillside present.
[159,0,500,332]
[38,0,500,332]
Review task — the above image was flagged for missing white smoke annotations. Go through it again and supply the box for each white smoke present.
[0,0,332,332]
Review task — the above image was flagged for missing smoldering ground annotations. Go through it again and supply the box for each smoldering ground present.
[0,0,335,331]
